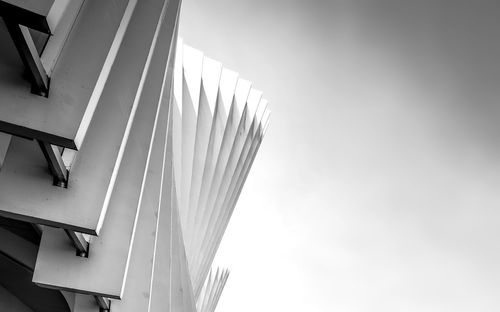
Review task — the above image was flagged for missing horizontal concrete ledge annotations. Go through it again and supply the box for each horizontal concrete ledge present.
[33,281,122,300]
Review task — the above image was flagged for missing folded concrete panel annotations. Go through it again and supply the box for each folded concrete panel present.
[172,39,184,211]
[185,57,222,263]
[189,79,250,274]
[195,109,269,293]
[170,44,270,298]
[200,89,262,256]
[197,268,229,312]
[179,45,203,230]
[202,78,251,218]
[193,100,268,292]
[0,0,172,234]
[191,68,238,260]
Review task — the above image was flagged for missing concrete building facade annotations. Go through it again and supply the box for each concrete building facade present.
[0,1,269,311]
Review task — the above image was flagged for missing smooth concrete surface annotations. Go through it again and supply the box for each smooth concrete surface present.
[0,0,130,149]
[0,0,172,235]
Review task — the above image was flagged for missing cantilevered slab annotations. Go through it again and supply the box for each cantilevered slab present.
[0,0,172,234]
[0,0,133,149]
[33,0,178,298]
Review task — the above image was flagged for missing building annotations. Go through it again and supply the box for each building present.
[0,1,270,311]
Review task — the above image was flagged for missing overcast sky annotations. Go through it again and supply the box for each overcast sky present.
[179,1,500,311]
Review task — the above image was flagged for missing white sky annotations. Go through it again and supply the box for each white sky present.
[179,1,500,311]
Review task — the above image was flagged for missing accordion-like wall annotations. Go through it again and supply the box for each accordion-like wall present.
[172,41,271,299]
[197,268,230,312]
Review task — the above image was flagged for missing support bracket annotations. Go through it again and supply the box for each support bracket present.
[37,140,68,187]
[3,18,50,97]
[64,229,89,257]
[94,295,111,311]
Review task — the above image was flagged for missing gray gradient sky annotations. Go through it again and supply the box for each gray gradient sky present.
[179,1,500,311]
